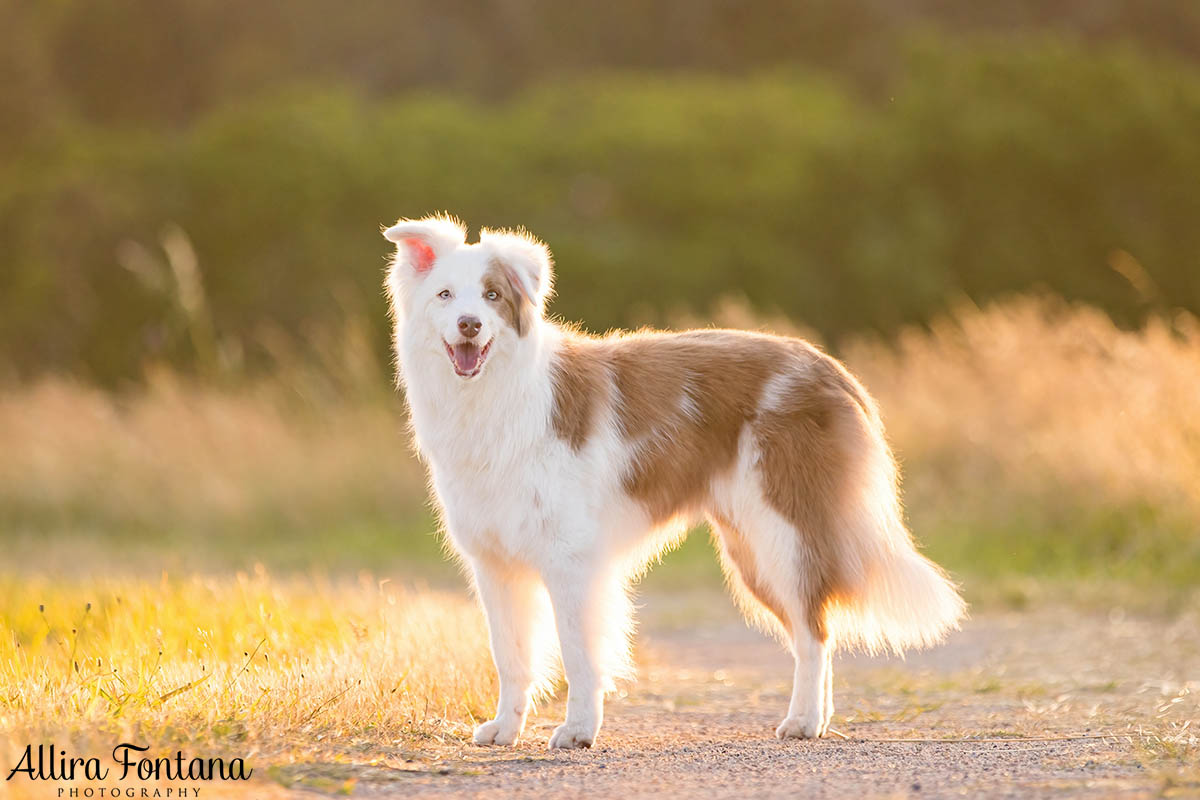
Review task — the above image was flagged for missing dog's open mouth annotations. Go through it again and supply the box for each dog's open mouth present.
[444,339,492,378]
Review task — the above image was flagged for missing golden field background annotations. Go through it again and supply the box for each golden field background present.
[2,294,1198,788]
[3,294,1198,596]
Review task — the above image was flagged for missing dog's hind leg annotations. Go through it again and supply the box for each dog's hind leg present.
[777,614,831,739]
[708,503,832,739]
[470,559,555,746]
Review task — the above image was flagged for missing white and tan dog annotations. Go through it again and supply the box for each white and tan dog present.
[383,215,965,749]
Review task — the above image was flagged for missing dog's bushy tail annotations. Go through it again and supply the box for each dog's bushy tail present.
[823,401,967,655]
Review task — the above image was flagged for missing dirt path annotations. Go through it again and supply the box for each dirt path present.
[294,601,1200,799]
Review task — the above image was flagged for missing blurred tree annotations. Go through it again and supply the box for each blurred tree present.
[2,2,1199,382]
[5,0,1199,128]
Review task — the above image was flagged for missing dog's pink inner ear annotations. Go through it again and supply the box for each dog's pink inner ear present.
[403,238,436,273]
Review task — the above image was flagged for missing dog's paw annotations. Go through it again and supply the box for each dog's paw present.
[775,713,826,740]
[473,718,521,746]
[548,721,597,750]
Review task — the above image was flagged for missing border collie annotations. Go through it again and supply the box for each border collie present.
[382,215,965,749]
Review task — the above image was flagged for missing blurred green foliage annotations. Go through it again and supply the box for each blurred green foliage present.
[5,0,1199,135]
[3,4,1200,382]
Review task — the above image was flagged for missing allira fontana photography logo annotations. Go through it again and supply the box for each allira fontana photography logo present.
[6,743,252,797]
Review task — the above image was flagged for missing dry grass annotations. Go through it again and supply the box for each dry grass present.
[0,571,492,757]
[0,362,435,572]
[849,295,1200,517]
[0,370,422,533]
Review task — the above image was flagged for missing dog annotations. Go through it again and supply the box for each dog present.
[382,215,965,749]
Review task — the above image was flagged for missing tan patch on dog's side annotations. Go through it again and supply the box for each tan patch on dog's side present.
[549,336,609,451]
[606,331,781,524]
[483,260,535,337]
[547,330,782,511]
[546,327,880,644]
[753,354,877,642]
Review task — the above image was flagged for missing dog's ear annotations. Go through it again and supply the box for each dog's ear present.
[382,215,466,294]
[479,227,554,313]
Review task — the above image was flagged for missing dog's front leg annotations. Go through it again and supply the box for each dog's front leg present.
[471,561,547,746]
[544,568,607,749]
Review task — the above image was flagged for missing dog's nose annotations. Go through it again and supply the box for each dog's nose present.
[457,315,482,338]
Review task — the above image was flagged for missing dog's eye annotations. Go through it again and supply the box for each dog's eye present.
[485,290,499,301]
[437,289,452,300]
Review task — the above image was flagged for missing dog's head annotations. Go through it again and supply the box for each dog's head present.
[383,215,553,380]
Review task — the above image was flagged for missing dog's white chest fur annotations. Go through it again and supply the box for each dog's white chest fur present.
[401,337,584,565]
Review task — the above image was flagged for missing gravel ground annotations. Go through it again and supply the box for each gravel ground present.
[295,600,1200,799]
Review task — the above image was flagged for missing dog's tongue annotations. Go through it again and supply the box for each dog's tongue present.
[452,342,481,373]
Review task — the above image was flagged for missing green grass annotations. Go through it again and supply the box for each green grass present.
[0,508,448,583]
[5,504,1197,614]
